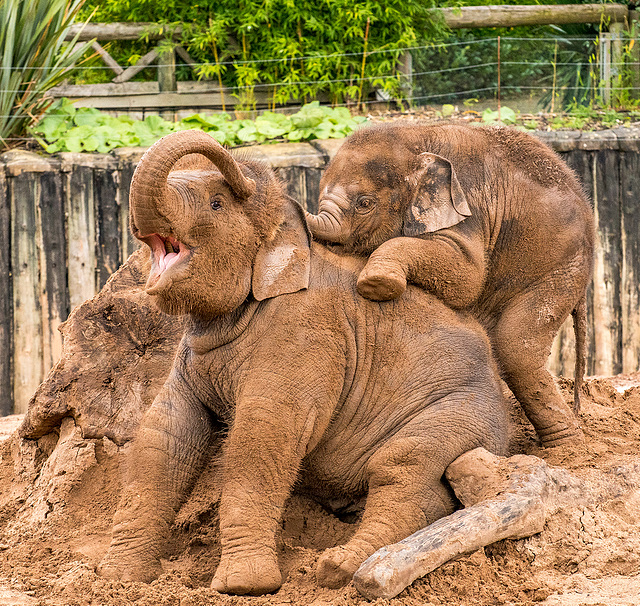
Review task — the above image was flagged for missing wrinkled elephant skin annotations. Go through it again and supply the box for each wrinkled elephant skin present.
[97,130,510,595]
[305,123,595,446]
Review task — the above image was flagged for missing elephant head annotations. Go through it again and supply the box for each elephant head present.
[305,126,471,253]
[129,130,310,318]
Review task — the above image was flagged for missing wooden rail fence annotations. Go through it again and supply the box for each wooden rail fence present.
[1,130,639,415]
[52,4,636,116]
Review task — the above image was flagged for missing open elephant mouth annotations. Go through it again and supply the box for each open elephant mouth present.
[145,233,193,290]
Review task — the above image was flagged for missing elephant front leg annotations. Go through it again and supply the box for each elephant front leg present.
[98,389,213,583]
[211,399,317,596]
[357,235,485,308]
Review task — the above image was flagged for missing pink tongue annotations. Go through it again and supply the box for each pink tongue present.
[162,252,179,270]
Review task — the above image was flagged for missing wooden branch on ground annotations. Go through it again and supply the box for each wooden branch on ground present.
[352,448,573,600]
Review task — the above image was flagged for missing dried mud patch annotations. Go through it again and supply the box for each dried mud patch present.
[1,374,640,606]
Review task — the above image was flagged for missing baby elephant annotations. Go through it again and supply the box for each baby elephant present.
[306,122,595,446]
[98,130,509,595]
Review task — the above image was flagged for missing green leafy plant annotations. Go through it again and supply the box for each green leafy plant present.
[481,106,517,125]
[30,99,367,153]
[77,0,447,108]
[0,0,93,148]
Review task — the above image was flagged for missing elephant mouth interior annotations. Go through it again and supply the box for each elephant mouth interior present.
[146,233,192,278]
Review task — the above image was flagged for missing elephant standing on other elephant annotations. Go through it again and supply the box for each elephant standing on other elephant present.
[305,122,595,447]
[97,130,509,595]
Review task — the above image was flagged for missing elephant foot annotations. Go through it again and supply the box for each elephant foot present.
[538,422,584,448]
[316,544,370,589]
[211,551,282,596]
[98,549,163,583]
[357,264,407,302]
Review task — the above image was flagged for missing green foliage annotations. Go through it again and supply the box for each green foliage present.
[0,0,93,148]
[77,0,446,107]
[30,99,367,153]
[481,106,517,125]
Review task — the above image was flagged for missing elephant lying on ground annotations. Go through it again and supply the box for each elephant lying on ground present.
[98,130,509,595]
[305,123,595,446]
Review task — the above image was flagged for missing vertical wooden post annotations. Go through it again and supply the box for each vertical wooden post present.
[113,148,145,261]
[610,21,626,106]
[0,157,12,415]
[61,154,97,311]
[562,147,596,376]
[94,160,122,289]
[398,52,413,105]
[5,152,50,414]
[619,128,640,372]
[158,46,176,121]
[600,32,613,105]
[630,11,640,95]
[38,168,68,374]
[589,133,623,376]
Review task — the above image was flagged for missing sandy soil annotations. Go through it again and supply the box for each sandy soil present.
[0,373,638,606]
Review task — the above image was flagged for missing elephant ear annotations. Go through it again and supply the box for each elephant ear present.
[403,152,472,236]
[252,198,311,301]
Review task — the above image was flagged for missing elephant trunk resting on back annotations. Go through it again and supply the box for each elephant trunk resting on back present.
[97,130,509,596]
[305,122,595,447]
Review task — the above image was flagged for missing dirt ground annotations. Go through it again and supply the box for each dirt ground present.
[0,372,638,606]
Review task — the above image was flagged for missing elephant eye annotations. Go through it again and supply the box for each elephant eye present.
[210,195,224,211]
[355,195,375,212]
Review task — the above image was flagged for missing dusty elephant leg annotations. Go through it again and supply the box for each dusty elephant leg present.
[316,437,456,589]
[98,387,214,582]
[210,399,315,596]
[491,293,582,447]
[356,236,485,308]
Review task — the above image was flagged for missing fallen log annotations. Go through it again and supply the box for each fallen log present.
[353,448,571,600]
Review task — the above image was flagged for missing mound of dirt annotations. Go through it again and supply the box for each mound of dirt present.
[0,374,637,606]
[1,253,639,606]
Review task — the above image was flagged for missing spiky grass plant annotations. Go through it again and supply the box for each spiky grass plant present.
[0,0,92,149]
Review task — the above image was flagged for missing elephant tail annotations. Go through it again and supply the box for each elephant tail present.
[571,295,587,414]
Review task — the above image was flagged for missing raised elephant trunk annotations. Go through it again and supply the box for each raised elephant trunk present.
[304,203,347,243]
[130,130,256,236]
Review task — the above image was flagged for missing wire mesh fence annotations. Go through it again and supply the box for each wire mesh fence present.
[33,33,640,116]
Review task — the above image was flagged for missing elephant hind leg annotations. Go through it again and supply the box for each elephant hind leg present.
[316,436,456,589]
[491,291,582,446]
[315,391,498,591]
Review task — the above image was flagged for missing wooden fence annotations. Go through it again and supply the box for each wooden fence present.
[52,4,635,116]
[1,130,639,415]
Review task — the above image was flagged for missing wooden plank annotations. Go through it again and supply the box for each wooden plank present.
[91,41,123,76]
[61,156,97,311]
[113,148,146,261]
[94,168,122,289]
[38,170,69,373]
[620,147,640,372]
[0,159,12,415]
[52,90,266,110]
[440,4,628,29]
[66,22,183,42]
[304,168,322,214]
[591,146,623,376]
[158,49,177,121]
[113,48,159,84]
[67,7,628,44]
[6,156,45,414]
[563,149,596,376]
